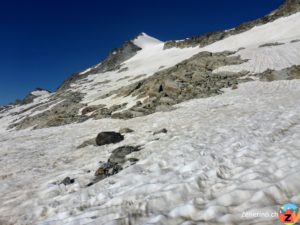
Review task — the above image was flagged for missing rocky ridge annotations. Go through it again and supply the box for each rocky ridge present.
[164,0,300,49]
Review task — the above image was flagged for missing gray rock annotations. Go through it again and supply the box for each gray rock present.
[77,138,96,149]
[290,39,300,43]
[109,146,142,164]
[259,42,284,48]
[119,128,134,134]
[95,132,124,146]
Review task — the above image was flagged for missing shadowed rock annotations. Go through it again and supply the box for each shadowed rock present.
[96,132,124,146]
[60,177,75,185]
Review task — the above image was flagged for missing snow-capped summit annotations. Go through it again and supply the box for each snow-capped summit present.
[132,32,163,49]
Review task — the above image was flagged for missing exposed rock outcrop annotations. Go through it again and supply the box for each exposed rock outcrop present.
[57,34,144,92]
[110,51,247,119]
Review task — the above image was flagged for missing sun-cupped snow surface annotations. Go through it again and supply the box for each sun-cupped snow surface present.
[203,12,300,74]
[0,80,299,225]
[214,40,300,74]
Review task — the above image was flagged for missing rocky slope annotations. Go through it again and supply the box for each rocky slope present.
[0,1,300,225]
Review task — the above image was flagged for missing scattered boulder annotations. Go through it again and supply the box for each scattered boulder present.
[77,138,96,149]
[153,128,168,135]
[90,145,142,186]
[119,127,134,134]
[60,177,75,185]
[109,145,142,164]
[95,132,124,146]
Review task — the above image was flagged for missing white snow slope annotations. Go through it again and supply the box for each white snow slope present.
[1,81,299,225]
[0,10,300,225]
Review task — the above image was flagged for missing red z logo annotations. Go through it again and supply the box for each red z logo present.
[284,214,292,222]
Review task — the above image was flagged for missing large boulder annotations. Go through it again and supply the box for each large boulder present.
[96,131,124,146]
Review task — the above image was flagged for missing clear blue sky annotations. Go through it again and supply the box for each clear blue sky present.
[0,0,283,105]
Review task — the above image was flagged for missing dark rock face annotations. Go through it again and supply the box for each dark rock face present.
[95,132,124,146]
[89,41,141,74]
[164,0,300,49]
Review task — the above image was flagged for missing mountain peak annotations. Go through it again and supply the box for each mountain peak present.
[132,32,163,48]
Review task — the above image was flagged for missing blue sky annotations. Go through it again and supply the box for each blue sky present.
[0,0,283,105]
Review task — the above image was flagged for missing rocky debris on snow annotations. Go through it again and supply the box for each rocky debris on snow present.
[110,51,246,119]
[153,128,168,135]
[81,105,105,115]
[9,91,88,130]
[259,42,285,48]
[290,39,300,43]
[94,161,123,177]
[109,145,142,164]
[60,177,75,185]
[88,145,142,186]
[119,127,134,134]
[259,65,300,81]
[89,103,128,120]
[164,0,300,49]
[95,131,124,146]
[4,50,257,129]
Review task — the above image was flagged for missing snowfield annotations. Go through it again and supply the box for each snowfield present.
[1,80,300,225]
